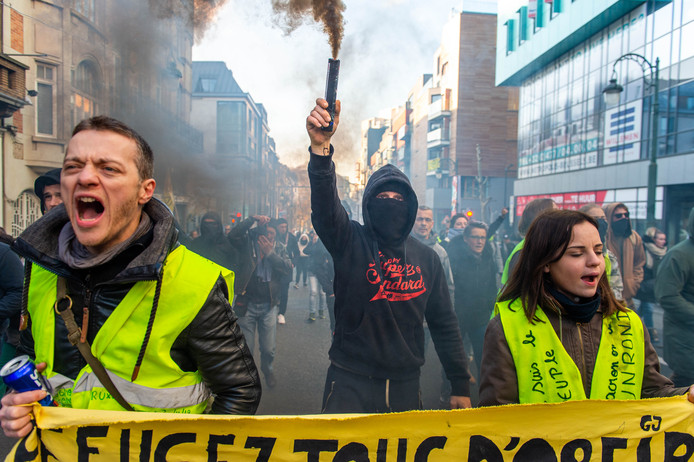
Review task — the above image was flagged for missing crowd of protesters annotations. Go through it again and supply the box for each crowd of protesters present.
[0,103,692,442]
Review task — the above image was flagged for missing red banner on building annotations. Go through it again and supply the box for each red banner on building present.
[515,190,609,216]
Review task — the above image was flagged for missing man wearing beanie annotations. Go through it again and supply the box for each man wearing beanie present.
[33,168,63,214]
[306,98,471,413]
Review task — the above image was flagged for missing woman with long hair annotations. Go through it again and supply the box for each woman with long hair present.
[479,210,693,405]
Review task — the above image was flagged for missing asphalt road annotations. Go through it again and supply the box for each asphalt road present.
[0,285,670,457]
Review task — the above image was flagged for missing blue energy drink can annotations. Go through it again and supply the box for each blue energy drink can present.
[0,355,55,406]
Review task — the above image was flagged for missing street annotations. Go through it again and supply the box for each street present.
[0,285,669,457]
[252,283,455,415]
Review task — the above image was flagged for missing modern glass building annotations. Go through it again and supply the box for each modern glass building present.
[497,0,694,242]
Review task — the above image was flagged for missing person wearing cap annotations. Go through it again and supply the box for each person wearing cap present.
[33,168,63,214]
[306,98,471,413]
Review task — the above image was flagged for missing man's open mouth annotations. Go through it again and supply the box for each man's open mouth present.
[77,197,105,222]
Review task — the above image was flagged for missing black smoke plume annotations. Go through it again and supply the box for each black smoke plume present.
[271,0,346,58]
[148,0,230,42]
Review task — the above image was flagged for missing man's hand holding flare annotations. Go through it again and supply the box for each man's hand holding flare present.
[306,98,341,156]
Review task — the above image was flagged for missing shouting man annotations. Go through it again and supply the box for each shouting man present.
[1,116,261,438]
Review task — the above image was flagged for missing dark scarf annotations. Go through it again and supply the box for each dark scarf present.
[447,227,464,240]
[58,212,152,269]
[549,285,601,324]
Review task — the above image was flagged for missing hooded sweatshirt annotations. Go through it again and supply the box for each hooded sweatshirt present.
[655,207,694,380]
[603,202,645,304]
[309,150,470,396]
[189,211,237,271]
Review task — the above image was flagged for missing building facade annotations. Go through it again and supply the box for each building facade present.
[360,116,389,178]
[191,61,293,229]
[412,7,518,227]
[417,3,517,225]
[498,0,693,242]
[2,0,201,234]
[359,6,518,231]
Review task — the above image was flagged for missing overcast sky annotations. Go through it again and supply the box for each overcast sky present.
[193,0,497,178]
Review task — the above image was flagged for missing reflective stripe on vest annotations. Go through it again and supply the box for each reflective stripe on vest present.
[47,373,75,408]
[27,245,234,413]
[72,368,211,410]
[497,299,644,403]
[501,240,525,285]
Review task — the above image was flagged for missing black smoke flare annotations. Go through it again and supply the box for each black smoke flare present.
[272,0,346,58]
[322,58,340,133]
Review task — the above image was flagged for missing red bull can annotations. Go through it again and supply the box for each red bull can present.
[0,355,55,406]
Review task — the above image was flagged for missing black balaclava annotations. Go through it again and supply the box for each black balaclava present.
[611,217,632,238]
[367,180,410,246]
[199,211,223,241]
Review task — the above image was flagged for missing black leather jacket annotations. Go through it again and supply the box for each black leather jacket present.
[13,199,261,415]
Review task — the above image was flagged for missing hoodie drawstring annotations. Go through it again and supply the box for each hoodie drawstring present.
[385,379,390,410]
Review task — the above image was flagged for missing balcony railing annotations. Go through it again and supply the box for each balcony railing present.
[428,99,451,120]
[427,127,450,148]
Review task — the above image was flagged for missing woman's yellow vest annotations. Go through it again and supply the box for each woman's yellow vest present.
[27,245,234,413]
[497,299,644,403]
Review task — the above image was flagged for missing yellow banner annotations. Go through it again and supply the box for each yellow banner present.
[6,397,694,461]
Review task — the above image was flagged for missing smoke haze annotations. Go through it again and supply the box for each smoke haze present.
[104,0,234,212]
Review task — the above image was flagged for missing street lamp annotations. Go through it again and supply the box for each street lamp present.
[602,53,660,226]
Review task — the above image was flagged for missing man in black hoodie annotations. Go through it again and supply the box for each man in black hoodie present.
[189,211,237,270]
[306,98,471,412]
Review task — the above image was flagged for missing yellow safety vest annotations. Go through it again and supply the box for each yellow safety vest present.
[27,245,234,413]
[500,240,524,285]
[497,299,644,403]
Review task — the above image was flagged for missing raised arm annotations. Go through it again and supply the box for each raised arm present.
[306,98,352,256]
